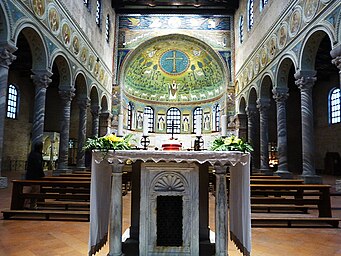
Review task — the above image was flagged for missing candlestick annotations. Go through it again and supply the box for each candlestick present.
[143,114,149,136]
[117,114,123,137]
[221,114,227,137]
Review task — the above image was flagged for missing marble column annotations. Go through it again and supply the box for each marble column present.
[272,88,292,178]
[0,46,16,188]
[91,105,100,137]
[330,45,341,87]
[99,111,112,137]
[245,106,258,171]
[234,113,247,141]
[214,164,228,256]
[295,71,321,183]
[57,88,75,171]
[76,98,89,169]
[30,71,52,147]
[257,98,271,174]
[109,160,124,256]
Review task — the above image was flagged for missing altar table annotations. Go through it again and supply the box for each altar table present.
[88,150,251,256]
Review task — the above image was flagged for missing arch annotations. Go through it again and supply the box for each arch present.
[275,56,296,91]
[299,26,335,71]
[90,85,100,107]
[13,22,49,71]
[74,72,88,98]
[51,54,72,90]
[238,96,247,114]
[0,1,10,42]
[100,94,109,112]
[259,74,273,100]
[247,87,258,108]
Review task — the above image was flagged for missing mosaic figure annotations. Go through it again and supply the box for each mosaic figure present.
[290,10,301,35]
[80,47,88,63]
[72,36,80,55]
[48,8,60,32]
[32,0,45,17]
[158,116,165,131]
[304,0,319,20]
[62,23,71,45]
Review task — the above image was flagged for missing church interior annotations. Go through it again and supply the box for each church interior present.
[0,0,341,255]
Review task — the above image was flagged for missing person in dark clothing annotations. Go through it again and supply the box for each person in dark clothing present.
[24,141,45,209]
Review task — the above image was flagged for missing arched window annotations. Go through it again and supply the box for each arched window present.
[214,104,221,132]
[248,0,254,30]
[260,0,268,11]
[329,88,340,124]
[96,0,102,26]
[166,107,181,134]
[144,106,154,133]
[127,102,134,130]
[6,84,19,119]
[193,107,203,133]
[105,14,110,43]
[239,15,244,44]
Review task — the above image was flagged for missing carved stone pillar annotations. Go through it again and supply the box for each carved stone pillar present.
[76,98,90,168]
[295,71,321,184]
[91,105,100,137]
[272,88,292,178]
[257,98,271,174]
[99,111,112,137]
[31,71,52,147]
[234,113,247,141]
[214,164,228,256]
[57,88,75,171]
[330,45,341,87]
[245,106,258,171]
[0,46,16,188]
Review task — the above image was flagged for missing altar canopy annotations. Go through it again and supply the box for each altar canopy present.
[88,150,251,256]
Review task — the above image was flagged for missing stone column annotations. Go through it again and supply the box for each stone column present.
[214,164,228,256]
[99,111,112,136]
[91,104,100,137]
[109,160,124,256]
[234,113,247,141]
[245,106,258,171]
[330,45,341,87]
[30,71,52,147]
[76,98,89,169]
[295,71,321,183]
[257,98,271,174]
[272,88,292,178]
[0,46,16,188]
[57,88,75,172]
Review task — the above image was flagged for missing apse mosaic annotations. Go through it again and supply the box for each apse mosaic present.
[122,35,226,104]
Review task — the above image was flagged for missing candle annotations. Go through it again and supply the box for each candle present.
[143,114,149,136]
[117,114,123,137]
[196,115,202,136]
[221,114,227,136]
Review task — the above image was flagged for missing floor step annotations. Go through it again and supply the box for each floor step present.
[2,209,90,221]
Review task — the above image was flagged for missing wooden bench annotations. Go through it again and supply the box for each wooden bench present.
[250,184,341,227]
[2,179,91,221]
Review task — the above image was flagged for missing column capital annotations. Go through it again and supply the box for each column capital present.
[272,88,289,102]
[256,98,271,111]
[59,88,75,101]
[245,106,257,118]
[31,71,52,89]
[294,70,317,91]
[331,56,341,70]
[214,164,228,175]
[0,48,17,68]
[77,97,90,110]
[91,104,101,116]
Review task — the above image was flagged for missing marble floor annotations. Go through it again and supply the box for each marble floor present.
[0,170,341,256]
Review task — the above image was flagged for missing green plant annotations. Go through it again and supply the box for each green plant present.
[84,133,135,151]
[210,135,253,153]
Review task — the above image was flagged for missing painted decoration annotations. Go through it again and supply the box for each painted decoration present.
[32,0,45,17]
[289,9,301,36]
[182,115,190,132]
[304,0,319,21]
[260,47,268,67]
[48,7,60,33]
[269,37,277,59]
[72,36,80,55]
[278,24,287,49]
[157,115,166,131]
[80,47,88,63]
[62,23,71,46]
[88,55,95,71]
[122,35,225,104]
[254,55,260,75]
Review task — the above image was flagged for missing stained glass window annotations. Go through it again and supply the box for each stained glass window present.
[260,0,269,11]
[96,0,101,26]
[106,14,110,43]
[329,88,340,124]
[128,102,134,130]
[214,104,221,132]
[239,16,244,44]
[248,0,254,30]
[193,107,203,133]
[166,107,181,134]
[6,84,18,119]
[144,106,154,133]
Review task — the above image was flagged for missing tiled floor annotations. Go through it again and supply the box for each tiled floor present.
[0,170,341,256]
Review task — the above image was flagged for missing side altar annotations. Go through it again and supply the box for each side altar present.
[89,150,251,256]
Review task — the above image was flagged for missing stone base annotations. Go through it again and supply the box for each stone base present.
[0,176,8,188]
[300,175,322,184]
[53,168,73,176]
[274,170,293,179]
[259,168,273,176]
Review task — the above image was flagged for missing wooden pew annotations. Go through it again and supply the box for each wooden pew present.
[250,184,341,227]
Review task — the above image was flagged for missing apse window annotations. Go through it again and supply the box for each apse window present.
[248,0,254,30]
[128,102,134,130]
[329,88,340,124]
[214,104,221,132]
[166,107,181,134]
[95,0,102,26]
[193,107,203,133]
[6,84,19,119]
[144,106,154,133]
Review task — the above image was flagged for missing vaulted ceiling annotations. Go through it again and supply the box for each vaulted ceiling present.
[112,0,240,14]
